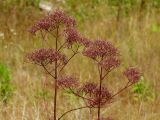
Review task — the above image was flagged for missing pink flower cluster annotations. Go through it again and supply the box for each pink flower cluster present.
[79,82,112,107]
[99,57,121,70]
[89,87,112,106]
[28,9,75,34]
[78,37,92,47]
[83,40,118,59]
[27,48,66,65]
[80,82,97,95]
[64,27,93,47]
[64,27,80,46]
[124,67,141,83]
[57,75,79,88]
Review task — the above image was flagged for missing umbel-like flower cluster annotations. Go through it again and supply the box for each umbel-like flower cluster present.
[64,27,93,47]
[80,82,97,95]
[89,87,112,107]
[83,40,118,59]
[64,27,80,47]
[99,56,120,70]
[26,48,66,65]
[124,67,141,83]
[57,75,79,88]
[28,9,75,34]
[79,82,112,106]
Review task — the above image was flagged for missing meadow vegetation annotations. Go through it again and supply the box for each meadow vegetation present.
[0,0,160,120]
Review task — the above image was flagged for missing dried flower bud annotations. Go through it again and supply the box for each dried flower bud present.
[80,82,97,95]
[83,40,118,59]
[57,75,79,88]
[26,48,66,65]
[124,67,141,83]
[99,57,121,70]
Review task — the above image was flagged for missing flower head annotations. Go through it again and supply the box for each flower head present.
[64,27,80,46]
[89,87,112,106]
[28,9,76,34]
[83,40,118,59]
[80,82,97,95]
[26,48,66,65]
[99,57,121,70]
[57,75,79,88]
[49,9,75,27]
[78,37,92,47]
[28,16,51,34]
[124,67,141,83]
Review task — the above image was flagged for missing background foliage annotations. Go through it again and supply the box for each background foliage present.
[0,0,159,119]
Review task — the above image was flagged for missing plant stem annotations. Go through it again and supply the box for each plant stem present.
[111,82,133,99]
[58,105,98,120]
[58,106,89,120]
[54,26,59,120]
[98,66,103,119]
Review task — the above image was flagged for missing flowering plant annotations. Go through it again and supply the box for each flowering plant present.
[27,9,141,120]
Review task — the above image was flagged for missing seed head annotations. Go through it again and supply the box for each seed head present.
[26,48,66,65]
[124,67,141,83]
[57,75,79,88]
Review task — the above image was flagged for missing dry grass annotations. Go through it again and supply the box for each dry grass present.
[0,1,160,120]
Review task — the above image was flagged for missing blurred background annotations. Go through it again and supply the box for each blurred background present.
[0,0,160,120]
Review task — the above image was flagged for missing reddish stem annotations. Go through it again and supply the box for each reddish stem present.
[59,52,77,73]
[68,88,95,103]
[58,105,92,120]
[111,82,133,99]
[98,66,103,120]
[54,26,59,120]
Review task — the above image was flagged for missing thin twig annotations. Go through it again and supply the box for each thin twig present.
[110,82,133,99]
[42,64,56,79]
[58,105,92,120]
[59,53,77,73]
[68,88,95,103]
[58,41,67,51]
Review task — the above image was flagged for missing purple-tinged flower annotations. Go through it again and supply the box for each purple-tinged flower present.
[63,16,76,27]
[99,57,121,70]
[57,75,79,88]
[89,87,112,106]
[28,16,52,34]
[26,48,66,65]
[49,9,75,27]
[80,82,97,95]
[94,87,112,101]
[78,37,92,47]
[124,67,141,83]
[28,9,76,34]
[64,27,80,46]
[83,40,118,59]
